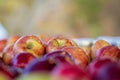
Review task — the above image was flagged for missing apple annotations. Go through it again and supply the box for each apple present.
[96,45,120,62]
[87,58,114,78]
[0,62,17,78]
[2,45,14,65]
[23,50,75,74]
[73,38,94,59]
[0,58,4,65]
[11,52,36,69]
[23,58,57,74]
[2,36,21,65]
[92,62,120,80]
[13,35,45,57]
[0,39,7,57]
[0,39,7,52]
[43,50,74,65]
[62,47,89,67]
[46,36,78,53]
[0,64,16,79]
[91,39,111,60]
[52,63,91,80]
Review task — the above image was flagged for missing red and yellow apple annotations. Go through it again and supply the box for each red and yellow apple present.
[91,39,111,60]
[11,52,36,69]
[2,45,14,65]
[0,39,7,57]
[63,47,89,67]
[2,36,21,65]
[13,35,45,57]
[96,45,120,62]
[46,36,78,53]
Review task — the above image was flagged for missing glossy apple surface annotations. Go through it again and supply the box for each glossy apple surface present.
[87,59,113,77]
[11,52,36,69]
[96,45,120,62]
[23,51,74,74]
[23,58,56,74]
[44,51,74,65]
[63,47,89,67]
[13,35,45,57]
[2,36,21,65]
[2,45,14,65]
[91,40,111,60]
[92,62,120,80]
[52,64,91,80]
[0,39,7,57]
[46,36,78,53]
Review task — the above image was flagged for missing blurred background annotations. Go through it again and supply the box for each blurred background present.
[0,0,120,37]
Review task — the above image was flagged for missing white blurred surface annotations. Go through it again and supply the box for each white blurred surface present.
[0,23,8,39]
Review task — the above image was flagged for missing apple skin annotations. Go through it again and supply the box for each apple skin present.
[92,62,120,80]
[23,51,75,74]
[11,52,36,69]
[91,39,111,60]
[0,39,7,52]
[0,39,7,57]
[46,36,78,53]
[23,58,56,74]
[96,45,120,62]
[43,50,75,65]
[13,35,45,57]
[0,58,4,65]
[62,47,89,68]
[2,45,14,65]
[87,58,114,78]
[2,36,21,65]
[0,64,16,79]
[52,64,91,80]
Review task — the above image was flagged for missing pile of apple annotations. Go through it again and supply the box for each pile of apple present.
[0,35,120,80]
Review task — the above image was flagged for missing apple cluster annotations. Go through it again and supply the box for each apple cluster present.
[0,35,120,80]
